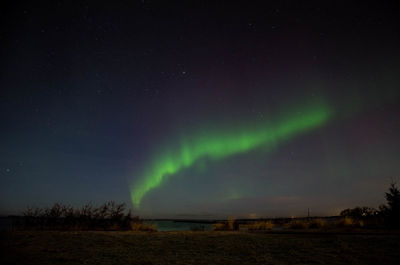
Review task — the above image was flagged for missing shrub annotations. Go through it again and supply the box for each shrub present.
[227,218,237,230]
[286,220,308,229]
[17,201,141,231]
[130,222,157,231]
[335,217,363,228]
[213,222,228,231]
[308,218,327,229]
[212,219,238,231]
[248,221,274,231]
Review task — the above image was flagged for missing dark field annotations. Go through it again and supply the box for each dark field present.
[1,231,400,265]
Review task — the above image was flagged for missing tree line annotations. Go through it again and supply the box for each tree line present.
[340,181,400,228]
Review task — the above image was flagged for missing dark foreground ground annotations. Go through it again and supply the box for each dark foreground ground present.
[1,231,400,265]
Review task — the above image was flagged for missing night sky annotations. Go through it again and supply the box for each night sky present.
[1,1,399,218]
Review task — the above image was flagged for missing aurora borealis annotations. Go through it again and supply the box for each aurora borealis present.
[1,1,400,218]
[131,103,332,207]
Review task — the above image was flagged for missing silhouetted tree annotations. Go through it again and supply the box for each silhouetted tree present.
[23,206,42,217]
[109,201,126,220]
[340,207,378,218]
[380,181,400,227]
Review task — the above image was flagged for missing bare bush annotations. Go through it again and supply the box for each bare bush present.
[17,201,148,231]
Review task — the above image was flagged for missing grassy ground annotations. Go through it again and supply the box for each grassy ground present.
[1,231,400,265]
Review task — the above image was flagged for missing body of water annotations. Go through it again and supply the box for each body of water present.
[0,217,13,231]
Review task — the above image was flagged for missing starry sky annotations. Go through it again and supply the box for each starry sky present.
[1,1,399,218]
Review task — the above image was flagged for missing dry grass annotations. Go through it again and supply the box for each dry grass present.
[335,217,364,228]
[248,221,274,231]
[17,202,138,231]
[1,230,400,265]
[227,218,236,230]
[285,220,309,229]
[213,222,228,231]
[130,222,157,232]
[282,217,366,230]
[308,218,327,229]
[213,218,238,231]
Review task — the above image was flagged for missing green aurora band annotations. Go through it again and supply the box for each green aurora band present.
[130,104,332,208]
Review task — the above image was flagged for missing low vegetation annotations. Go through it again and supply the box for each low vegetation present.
[248,220,274,231]
[284,217,368,230]
[308,218,327,228]
[11,181,400,233]
[14,201,156,231]
[285,219,309,229]
[130,222,157,232]
[211,181,400,232]
[213,218,238,231]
